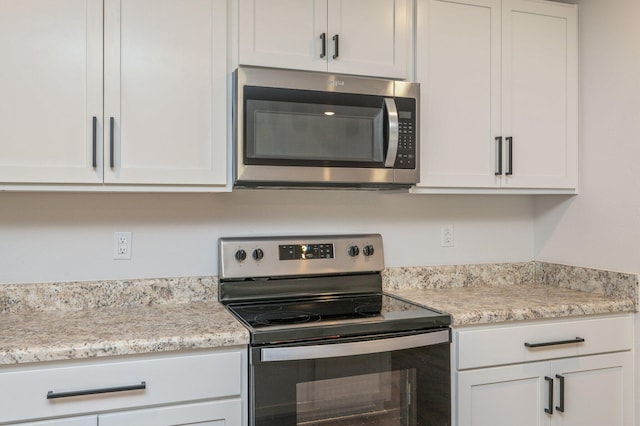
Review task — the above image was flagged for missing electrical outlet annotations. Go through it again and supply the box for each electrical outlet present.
[114,232,132,259]
[441,224,454,247]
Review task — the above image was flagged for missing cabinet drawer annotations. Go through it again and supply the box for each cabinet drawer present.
[0,348,244,424]
[455,315,632,370]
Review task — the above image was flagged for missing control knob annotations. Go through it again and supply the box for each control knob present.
[362,245,375,257]
[234,249,247,262]
[347,245,360,257]
[253,248,264,261]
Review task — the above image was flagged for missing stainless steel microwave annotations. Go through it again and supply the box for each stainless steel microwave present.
[233,66,419,189]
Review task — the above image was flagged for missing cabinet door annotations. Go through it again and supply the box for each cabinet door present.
[501,0,577,189]
[18,417,96,426]
[327,0,408,78]
[238,0,328,72]
[104,0,227,185]
[457,362,550,426]
[0,0,103,184]
[552,352,633,426]
[416,0,501,188]
[98,400,242,426]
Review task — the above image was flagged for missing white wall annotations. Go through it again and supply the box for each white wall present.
[0,191,534,284]
[534,0,640,276]
[533,0,640,423]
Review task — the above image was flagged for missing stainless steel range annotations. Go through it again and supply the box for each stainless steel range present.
[219,234,451,426]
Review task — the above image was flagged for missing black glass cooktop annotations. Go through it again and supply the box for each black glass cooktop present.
[226,293,451,346]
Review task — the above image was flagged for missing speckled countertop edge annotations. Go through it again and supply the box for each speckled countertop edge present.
[0,302,249,365]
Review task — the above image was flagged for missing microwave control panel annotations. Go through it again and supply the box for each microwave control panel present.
[394,98,416,169]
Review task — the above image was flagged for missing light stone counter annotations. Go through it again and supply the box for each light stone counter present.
[387,284,635,326]
[0,277,249,365]
[1,262,636,364]
[383,262,638,326]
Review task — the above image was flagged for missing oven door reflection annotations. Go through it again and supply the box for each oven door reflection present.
[296,368,416,425]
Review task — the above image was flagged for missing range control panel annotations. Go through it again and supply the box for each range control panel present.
[219,234,384,280]
[279,243,335,260]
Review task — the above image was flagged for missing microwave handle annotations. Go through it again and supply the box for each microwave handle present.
[383,98,399,168]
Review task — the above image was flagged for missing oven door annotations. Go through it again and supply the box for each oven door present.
[249,329,450,426]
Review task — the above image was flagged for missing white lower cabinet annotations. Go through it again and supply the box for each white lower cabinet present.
[454,315,634,426]
[0,347,247,426]
[16,417,97,426]
[99,399,241,426]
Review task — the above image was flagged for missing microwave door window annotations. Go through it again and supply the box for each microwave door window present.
[245,100,384,166]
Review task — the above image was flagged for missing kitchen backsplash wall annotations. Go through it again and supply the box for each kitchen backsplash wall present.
[0,191,534,284]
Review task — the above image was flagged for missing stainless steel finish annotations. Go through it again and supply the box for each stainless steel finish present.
[394,80,420,185]
[220,272,381,304]
[235,165,397,187]
[219,234,384,280]
[260,330,450,362]
[394,79,420,99]
[383,98,399,168]
[236,66,394,96]
[233,66,419,188]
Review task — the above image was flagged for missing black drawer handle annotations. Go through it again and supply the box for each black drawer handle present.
[524,337,585,348]
[544,376,553,414]
[47,381,146,399]
[555,374,565,412]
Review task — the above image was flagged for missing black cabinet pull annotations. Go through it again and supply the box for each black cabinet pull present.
[92,116,97,168]
[332,34,339,59]
[47,381,146,400]
[505,136,513,175]
[494,136,502,175]
[320,33,326,58]
[524,337,585,348]
[555,374,565,412]
[544,376,554,414]
[109,116,115,169]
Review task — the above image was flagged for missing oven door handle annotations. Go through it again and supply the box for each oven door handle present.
[383,98,399,168]
[260,329,450,362]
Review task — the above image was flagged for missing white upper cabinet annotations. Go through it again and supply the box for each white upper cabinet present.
[238,0,409,79]
[0,0,228,190]
[104,0,228,186]
[415,0,578,193]
[0,0,103,184]
[500,0,578,190]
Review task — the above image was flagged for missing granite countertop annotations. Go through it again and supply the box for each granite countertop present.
[0,278,249,365]
[387,284,636,326]
[0,262,637,365]
[383,262,638,326]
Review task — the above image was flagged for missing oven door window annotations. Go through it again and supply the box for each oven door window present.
[244,87,387,168]
[250,338,450,426]
[296,368,415,425]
